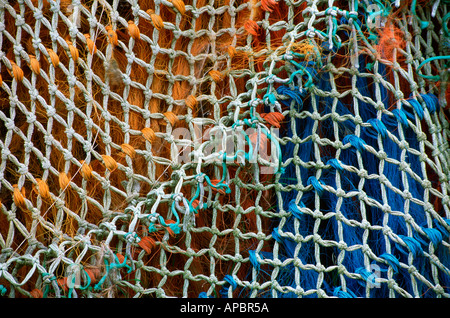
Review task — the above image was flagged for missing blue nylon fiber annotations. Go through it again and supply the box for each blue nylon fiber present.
[394,234,436,296]
[416,227,443,249]
[367,118,387,139]
[421,93,439,113]
[224,274,237,290]
[319,71,370,296]
[381,111,400,128]
[403,98,424,120]
[397,235,424,259]
[392,109,409,127]
[355,267,378,287]
[356,58,378,121]
[288,199,304,219]
[270,84,320,297]
[345,61,436,296]
[327,158,344,172]
[434,218,450,239]
[433,219,450,290]
[276,85,305,109]
[333,286,357,298]
[412,225,450,297]
[413,225,450,297]
[268,198,320,297]
[353,71,388,281]
[307,176,325,197]
[329,62,417,296]
[343,134,366,152]
[396,99,427,224]
[286,201,319,290]
[322,156,366,295]
[234,50,449,298]
[277,87,315,211]
[249,250,260,272]
[309,72,368,296]
[218,274,238,297]
[271,227,282,244]
[374,68,433,295]
[379,253,400,274]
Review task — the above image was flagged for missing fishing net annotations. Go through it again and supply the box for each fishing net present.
[0,0,449,298]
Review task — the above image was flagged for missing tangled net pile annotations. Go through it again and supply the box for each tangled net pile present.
[0,0,449,298]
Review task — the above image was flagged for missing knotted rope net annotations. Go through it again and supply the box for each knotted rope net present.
[0,0,449,298]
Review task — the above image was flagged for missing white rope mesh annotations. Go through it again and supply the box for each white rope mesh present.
[0,0,449,298]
